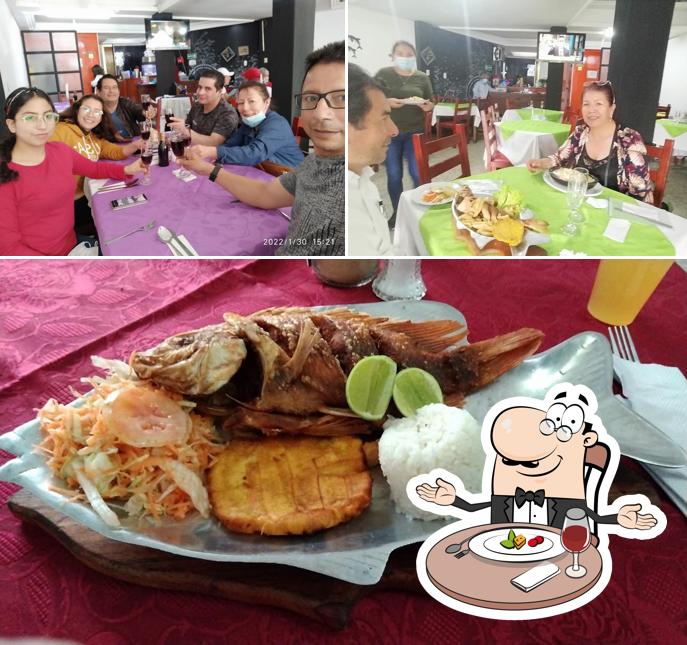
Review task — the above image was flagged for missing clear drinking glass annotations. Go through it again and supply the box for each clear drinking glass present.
[561,507,591,578]
[140,143,154,185]
[561,169,588,236]
[372,259,427,301]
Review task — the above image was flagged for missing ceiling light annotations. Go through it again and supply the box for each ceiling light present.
[39,8,114,19]
[511,51,536,57]
[603,28,614,38]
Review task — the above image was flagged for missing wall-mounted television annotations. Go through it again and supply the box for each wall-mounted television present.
[145,19,190,50]
[537,32,586,63]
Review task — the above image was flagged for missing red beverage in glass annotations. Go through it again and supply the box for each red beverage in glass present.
[142,100,149,111]
[562,525,589,552]
[141,152,153,166]
[141,130,151,141]
[171,139,185,157]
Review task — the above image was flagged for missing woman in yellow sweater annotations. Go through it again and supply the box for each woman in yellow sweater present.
[51,94,144,235]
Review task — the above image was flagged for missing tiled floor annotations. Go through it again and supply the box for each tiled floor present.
[371,137,687,224]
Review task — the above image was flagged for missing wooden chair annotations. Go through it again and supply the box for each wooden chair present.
[656,104,671,119]
[481,106,512,172]
[492,102,501,122]
[562,107,581,134]
[644,138,674,207]
[256,160,294,177]
[436,99,472,140]
[423,110,433,139]
[291,116,310,153]
[412,124,471,185]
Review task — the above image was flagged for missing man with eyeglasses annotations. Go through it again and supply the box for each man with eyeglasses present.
[178,41,345,256]
[416,385,659,532]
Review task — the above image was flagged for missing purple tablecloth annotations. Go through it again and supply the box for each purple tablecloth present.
[91,163,291,256]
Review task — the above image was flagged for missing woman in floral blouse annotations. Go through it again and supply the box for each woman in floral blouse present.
[527,81,654,204]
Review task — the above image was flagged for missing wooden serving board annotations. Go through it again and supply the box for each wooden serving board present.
[7,461,658,630]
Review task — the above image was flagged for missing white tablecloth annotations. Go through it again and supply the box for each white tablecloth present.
[495,124,563,166]
[653,121,687,156]
[432,103,481,128]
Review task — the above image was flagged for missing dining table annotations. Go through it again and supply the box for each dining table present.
[500,108,564,123]
[653,118,687,157]
[394,166,687,256]
[1,258,686,644]
[495,120,572,166]
[432,102,482,129]
[88,157,291,256]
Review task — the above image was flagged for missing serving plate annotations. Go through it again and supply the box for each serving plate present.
[410,182,459,206]
[550,167,598,188]
[543,169,603,196]
[0,301,685,585]
[469,527,564,563]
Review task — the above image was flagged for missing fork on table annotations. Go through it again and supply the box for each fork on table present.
[608,325,640,363]
[104,219,157,245]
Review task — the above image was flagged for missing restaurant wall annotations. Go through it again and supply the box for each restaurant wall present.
[314,7,344,49]
[189,22,264,80]
[660,33,687,112]
[414,22,497,99]
[0,0,28,98]
[348,6,416,78]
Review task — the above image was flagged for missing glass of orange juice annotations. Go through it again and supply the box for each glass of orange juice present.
[587,259,673,325]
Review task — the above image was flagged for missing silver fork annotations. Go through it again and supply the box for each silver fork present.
[104,219,157,245]
[608,325,640,362]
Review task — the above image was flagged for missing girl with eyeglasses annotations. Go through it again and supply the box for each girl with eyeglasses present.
[51,94,145,236]
[0,87,144,256]
[527,81,654,204]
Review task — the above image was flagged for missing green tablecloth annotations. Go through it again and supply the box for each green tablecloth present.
[498,120,570,146]
[419,166,675,256]
[657,119,687,138]
[516,108,564,122]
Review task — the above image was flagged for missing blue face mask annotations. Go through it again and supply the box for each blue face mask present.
[393,56,417,72]
[242,112,267,128]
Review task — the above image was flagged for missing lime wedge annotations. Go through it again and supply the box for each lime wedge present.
[392,367,443,417]
[346,356,397,421]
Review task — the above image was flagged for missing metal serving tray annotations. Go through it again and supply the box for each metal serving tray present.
[0,301,684,585]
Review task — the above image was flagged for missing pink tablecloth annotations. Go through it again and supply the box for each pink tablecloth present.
[1,259,686,644]
[91,164,290,256]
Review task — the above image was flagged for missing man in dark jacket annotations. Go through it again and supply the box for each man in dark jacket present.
[96,74,148,141]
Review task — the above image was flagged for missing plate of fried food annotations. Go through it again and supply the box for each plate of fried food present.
[0,301,547,585]
[543,168,603,196]
[452,183,551,255]
[1,302,684,583]
[403,96,428,106]
[411,182,460,206]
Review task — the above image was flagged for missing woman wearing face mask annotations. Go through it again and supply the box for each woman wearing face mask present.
[375,41,434,216]
[51,94,145,235]
[0,87,144,256]
[189,82,304,169]
[527,81,654,203]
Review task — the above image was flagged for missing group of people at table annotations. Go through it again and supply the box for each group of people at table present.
[0,41,345,257]
[347,40,664,255]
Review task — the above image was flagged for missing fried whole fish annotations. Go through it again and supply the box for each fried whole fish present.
[130,307,543,420]
[208,436,372,535]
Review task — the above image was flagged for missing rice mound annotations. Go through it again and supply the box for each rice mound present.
[379,403,485,520]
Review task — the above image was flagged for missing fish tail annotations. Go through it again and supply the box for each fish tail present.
[450,328,544,392]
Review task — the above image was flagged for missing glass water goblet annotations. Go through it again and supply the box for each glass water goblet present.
[561,507,591,578]
[372,259,427,301]
[561,169,588,236]
[140,144,154,185]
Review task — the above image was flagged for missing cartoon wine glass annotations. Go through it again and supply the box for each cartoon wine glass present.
[562,507,591,578]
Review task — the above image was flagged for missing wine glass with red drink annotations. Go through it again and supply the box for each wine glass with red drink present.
[561,508,591,578]
[139,121,150,142]
[140,144,154,185]
[170,133,190,178]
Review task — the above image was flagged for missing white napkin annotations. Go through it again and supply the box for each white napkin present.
[603,218,631,243]
[613,356,687,516]
[172,169,197,183]
[461,179,503,195]
[586,197,608,209]
[559,249,588,257]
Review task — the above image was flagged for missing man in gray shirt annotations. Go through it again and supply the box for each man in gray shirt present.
[179,42,345,256]
[170,69,239,145]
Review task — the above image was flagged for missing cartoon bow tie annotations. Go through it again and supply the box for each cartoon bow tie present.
[514,487,546,508]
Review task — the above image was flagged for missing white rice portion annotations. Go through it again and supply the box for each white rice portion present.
[379,403,485,520]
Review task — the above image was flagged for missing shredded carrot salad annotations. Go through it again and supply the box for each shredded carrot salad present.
[37,366,224,527]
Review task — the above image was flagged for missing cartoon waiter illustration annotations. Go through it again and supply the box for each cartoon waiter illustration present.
[416,386,657,532]
[409,383,666,620]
